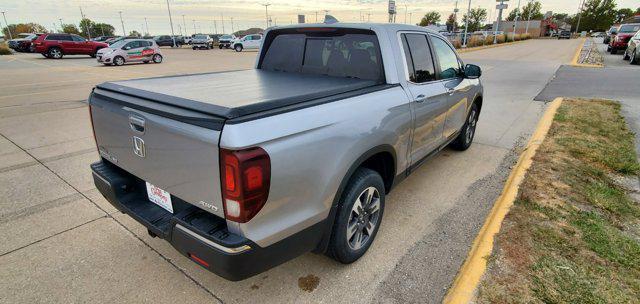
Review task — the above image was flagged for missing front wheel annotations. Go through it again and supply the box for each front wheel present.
[327,168,385,264]
[234,44,243,52]
[152,54,163,63]
[113,56,125,66]
[631,50,638,65]
[48,47,63,59]
[450,103,479,151]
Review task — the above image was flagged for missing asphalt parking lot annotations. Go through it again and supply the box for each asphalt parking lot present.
[0,39,582,303]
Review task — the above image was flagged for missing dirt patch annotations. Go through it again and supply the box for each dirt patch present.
[477,98,640,303]
[298,274,320,292]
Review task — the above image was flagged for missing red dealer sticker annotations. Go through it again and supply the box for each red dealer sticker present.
[142,48,155,56]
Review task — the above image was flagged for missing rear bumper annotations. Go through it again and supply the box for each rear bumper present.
[91,160,323,281]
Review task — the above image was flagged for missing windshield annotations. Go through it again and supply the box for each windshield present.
[109,40,128,48]
[619,24,640,33]
[260,30,383,81]
[194,35,208,39]
[220,35,233,39]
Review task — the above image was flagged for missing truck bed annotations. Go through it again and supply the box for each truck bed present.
[95,69,381,122]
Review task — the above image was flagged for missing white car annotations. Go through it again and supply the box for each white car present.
[96,39,163,66]
[232,34,262,52]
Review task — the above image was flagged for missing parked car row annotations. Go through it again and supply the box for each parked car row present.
[7,33,43,52]
[605,23,640,65]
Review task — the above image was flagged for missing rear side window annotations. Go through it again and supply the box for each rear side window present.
[46,34,71,41]
[401,33,436,83]
[431,36,462,79]
[619,24,640,33]
[72,35,85,42]
[260,30,383,81]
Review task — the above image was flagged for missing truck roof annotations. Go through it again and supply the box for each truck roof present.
[95,70,382,121]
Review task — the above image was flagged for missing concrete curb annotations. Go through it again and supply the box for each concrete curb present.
[570,37,604,68]
[456,39,528,54]
[442,98,564,304]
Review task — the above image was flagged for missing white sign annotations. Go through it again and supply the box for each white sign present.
[497,4,508,9]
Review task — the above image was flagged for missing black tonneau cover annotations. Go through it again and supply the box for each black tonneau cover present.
[95,69,380,120]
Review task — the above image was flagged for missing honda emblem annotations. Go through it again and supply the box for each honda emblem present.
[132,136,145,158]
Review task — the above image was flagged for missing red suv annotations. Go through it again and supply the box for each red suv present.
[608,23,640,54]
[34,33,108,59]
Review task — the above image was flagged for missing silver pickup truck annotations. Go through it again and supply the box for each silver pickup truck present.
[89,23,483,281]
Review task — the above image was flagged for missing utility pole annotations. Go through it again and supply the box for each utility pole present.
[462,0,471,47]
[118,11,126,36]
[494,0,507,44]
[230,17,234,34]
[513,0,521,36]
[1,12,11,39]
[165,0,177,47]
[575,0,585,34]
[262,4,271,29]
[144,17,150,36]
[79,6,91,39]
[192,19,196,34]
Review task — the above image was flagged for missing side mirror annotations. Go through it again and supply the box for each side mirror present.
[123,46,131,50]
[464,64,482,79]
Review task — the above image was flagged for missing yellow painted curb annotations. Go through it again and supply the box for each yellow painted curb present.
[443,97,564,304]
[570,37,604,68]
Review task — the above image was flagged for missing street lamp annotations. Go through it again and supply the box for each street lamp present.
[192,19,196,34]
[144,17,150,36]
[165,0,177,47]
[1,12,11,39]
[575,0,585,34]
[59,18,64,32]
[513,0,522,37]
[262,3,271,29]
[525,0,533,34]
[118,11,126,36]
[462,0,471,47]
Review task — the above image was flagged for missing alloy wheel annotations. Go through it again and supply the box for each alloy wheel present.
[465,108,478,144]
[346,187,381,251]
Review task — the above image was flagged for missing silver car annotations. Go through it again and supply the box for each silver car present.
[96,39,163,66]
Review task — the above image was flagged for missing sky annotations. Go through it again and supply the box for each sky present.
[2,0,639,36]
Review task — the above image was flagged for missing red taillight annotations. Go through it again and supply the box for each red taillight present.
[188,253,210,267]
[220,147,270,223]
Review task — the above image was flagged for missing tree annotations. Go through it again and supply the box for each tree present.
[462,8,487,32]
[62,24,81,35]
[507,1,543,21]
[93,23,115,37]
[616,8,635,23]
[418,11,441,26]
[445,13,459,32]
[129,30,142,37]
[579,0,617,32]
[2,23,48,38]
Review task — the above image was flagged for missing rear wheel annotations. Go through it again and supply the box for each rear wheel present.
[152,54,163,63]
[450,103,479,151]
[48,47,63,59]
[327,168,385,264]
[234,44,243,52]
[113,56,125,66]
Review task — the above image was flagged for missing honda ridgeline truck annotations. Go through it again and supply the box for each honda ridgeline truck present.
[89,23,483,281]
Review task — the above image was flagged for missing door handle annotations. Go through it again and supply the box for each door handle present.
[415,94,428,103]
[447,88,456,95]
[129,115,145,133]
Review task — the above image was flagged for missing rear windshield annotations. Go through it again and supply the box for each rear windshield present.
[619,24,640,33]
[260,29,383,81]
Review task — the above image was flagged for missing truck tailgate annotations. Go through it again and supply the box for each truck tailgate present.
[90,92,225,218]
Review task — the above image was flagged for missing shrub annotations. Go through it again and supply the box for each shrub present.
[450,39,462,49]
[0,43,11,55]
[485,35,495,45]
[496,34,506,44]
[521,33,531,40]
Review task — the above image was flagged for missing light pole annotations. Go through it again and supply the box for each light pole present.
[513,0,522,37]
[165,0,177,47]
[213,19,218,34]
[315,11,318,22]
[404,3,408,24]
[221,13,225,33]
[1,11,11,39]
[230,17,234,34]
[262,3,271,29]
[59,18,64,32]
[118,11,126,36]
[575,0,585,34]
[182,15,187,35]
[494,0,507,44]
[409,12,412,25]
[192,19,196,34]
[525,0,533,34]
[462,0,471,47]
[144,17,150,36]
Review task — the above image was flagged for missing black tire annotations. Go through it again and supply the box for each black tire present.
[48,47,63,59]
[327,168,385,264]
[219,44,223,49]
[630,50,638,65]
[610,48,617,54]
[234,44,243,52]
[113,56,125,66]
[152,54,163,63]
[450,103,479,151]
[623,50,630,60]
